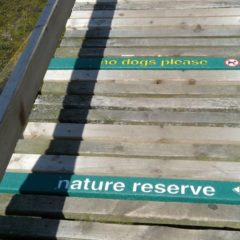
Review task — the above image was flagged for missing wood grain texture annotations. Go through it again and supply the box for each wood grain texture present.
[66,17,240,29]
[44,70,240,84]
[15,139,240,161]
[35,95,240,112]
[60,37,240,47]
[0,215,239,239]
[64,27,240,38]
[73,1,240,11]
[1,194,240,229]
[70,9,240,18]
[8,154,240,181]
[30,107,240,127]
[55,47,240,57]
[23,123,240,145]
[41,81,240,96]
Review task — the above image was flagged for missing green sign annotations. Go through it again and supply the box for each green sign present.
[1,173,240,205]
[49,57,240,70]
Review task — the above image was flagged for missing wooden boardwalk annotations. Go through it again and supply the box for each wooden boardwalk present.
[0,0,240,238]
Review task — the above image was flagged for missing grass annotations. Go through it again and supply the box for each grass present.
[0,0,47,72]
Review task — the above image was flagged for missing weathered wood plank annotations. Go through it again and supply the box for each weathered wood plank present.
[8,153,240,181]
[1,194,240,229]
[66,17,240,29]
[41,81,240,97]
[15,139,240,161]
[0,0,75,180]
[60,37,240,47]
[44,70,240,84]
[35,95,240,112]
[23,123,240,145]
[0,215,239,239]
[64,27,240,38]
[55,47,240,57]
[30,107,240,127]
[70,9,240,18]
[73,1,240,11]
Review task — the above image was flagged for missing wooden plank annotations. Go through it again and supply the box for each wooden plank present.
[23,123,240,145]
[1,172,240,205]
[1,194,240,229]
[60,37,240,47]
[0,0,75,180]
[15,139,240,161]
[41,81,240,96]
[48,57,240,71]
[35,95,240,112]
[73,2,240,10]
[64,27,240,38]
[70,9,240,18]
[44,70,240,84]
[55,47,240,57]
[0,216,239,239]
[49,57,240,71]
[29,107,240,127]
[66,17,240,29]
[8,153,240,181]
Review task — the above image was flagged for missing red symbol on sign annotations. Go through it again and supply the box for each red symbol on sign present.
[225,58,240,67]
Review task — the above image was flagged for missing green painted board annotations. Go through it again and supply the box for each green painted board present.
[49,57,240,70]
[1,173,240,205]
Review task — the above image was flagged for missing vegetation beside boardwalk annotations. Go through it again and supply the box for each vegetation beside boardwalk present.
[0,0,47,86]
